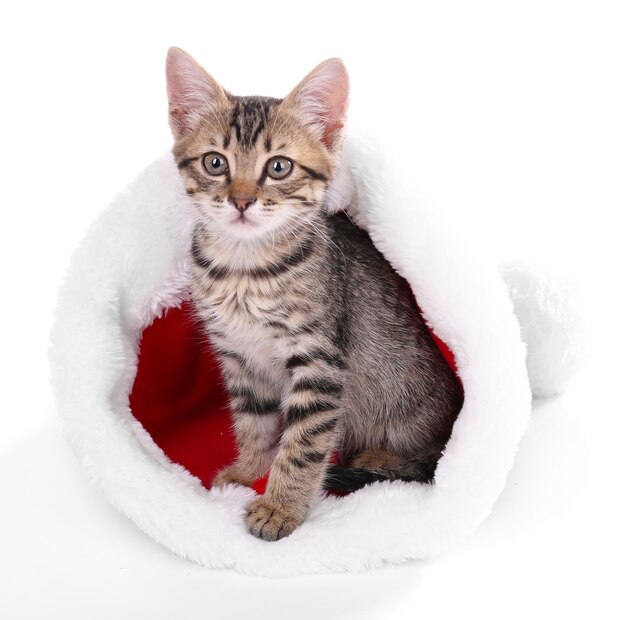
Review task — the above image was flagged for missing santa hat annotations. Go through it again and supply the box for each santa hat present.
[49,130,587,576]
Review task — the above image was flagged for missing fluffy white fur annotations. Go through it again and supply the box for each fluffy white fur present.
[49,129,579,576]
[500,261,589,398]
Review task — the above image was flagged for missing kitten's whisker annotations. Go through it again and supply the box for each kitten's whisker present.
[296,216,346,265]
[324,188,357,227]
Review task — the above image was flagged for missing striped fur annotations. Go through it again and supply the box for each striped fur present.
[167,48,463,541]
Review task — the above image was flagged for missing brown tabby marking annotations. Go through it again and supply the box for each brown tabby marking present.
[350,448,406,472]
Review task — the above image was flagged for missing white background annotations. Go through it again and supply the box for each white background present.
[1,1,625,618]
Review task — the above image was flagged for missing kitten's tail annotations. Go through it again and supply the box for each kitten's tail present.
[323,460,437,493]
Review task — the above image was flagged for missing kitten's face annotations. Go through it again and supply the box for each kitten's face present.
[166,48,349,241]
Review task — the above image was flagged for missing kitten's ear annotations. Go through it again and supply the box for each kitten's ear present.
[165,47,227,138]
[282,58,349,149]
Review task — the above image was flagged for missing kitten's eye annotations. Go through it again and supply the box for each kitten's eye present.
[266,156,293,180]
[202,152,229,176]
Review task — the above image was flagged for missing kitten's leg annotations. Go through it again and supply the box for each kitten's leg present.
[349,448,405,471]
[245,351,344,541]
[212,354,281,488]
[348,447,439,483]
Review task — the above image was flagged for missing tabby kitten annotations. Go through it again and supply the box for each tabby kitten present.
[166,48,463,541]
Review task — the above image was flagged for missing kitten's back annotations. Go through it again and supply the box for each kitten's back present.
[323,213,462,465]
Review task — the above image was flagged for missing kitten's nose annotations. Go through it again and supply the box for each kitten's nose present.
[229,195,255,213]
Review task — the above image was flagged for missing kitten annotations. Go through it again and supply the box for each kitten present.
[166,48,463,541]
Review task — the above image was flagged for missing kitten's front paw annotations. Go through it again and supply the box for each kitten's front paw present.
[245,497,303,541]
[212,465,254,489]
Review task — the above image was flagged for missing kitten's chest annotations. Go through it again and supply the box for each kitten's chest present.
[191,272,294,379]
[192,273,284,328]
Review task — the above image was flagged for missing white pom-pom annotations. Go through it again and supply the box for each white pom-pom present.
[500,261,589,399]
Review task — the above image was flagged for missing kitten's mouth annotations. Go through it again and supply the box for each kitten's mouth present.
[229,213,257,228]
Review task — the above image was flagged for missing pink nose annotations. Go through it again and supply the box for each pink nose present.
[229,196,255,213]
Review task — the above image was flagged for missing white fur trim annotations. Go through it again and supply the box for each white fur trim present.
[500,260,589,399]
[50,131,533,576]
